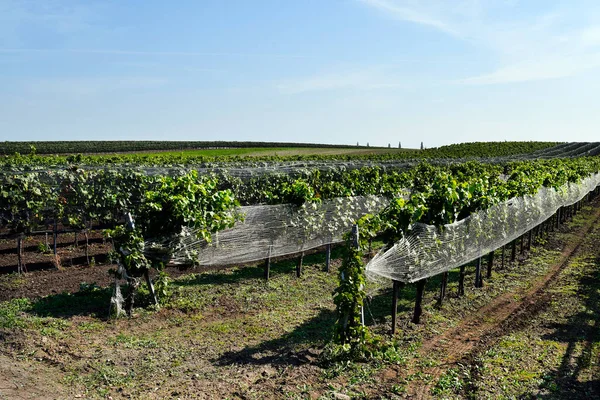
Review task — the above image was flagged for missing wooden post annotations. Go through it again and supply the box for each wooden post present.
[527,230,533,251]
[475,257,483,288]
[391,280,402,334]
[556,209,560,229]
[520,235,525,255]
[349,224,365,326]
[501,245,505,269]
[351,224,359,248]
[325,244,331,273]
[125,277,140,317]
[412,279,427,324]
[511,240,516,262]
[20,235,26,273]
[84,229,90,266]
[296,251,304,278]
[264,246,271,281]
[458,265,466,296]
[17,236,23,274]
[53,218,58,256]
[487,251,494,279]
[437,272,448,307]
[144,271,159,306]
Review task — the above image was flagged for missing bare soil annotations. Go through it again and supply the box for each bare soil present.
[1,200,600,399]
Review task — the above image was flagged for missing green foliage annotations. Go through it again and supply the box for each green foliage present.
[0,141,559,166]
[139,171,240,242]
[333,234,369,348]
[331,156,600,347]
[37,242,51,253]
[104,225,150,276]
[153,271,172,300]
[0,172,52,234]
[0,298,32,329]
[79,282,102,293]
[0,140,377,155]
[103,171,242,310]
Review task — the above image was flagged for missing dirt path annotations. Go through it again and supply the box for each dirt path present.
[0,354,67,400]
[377,202,600,399]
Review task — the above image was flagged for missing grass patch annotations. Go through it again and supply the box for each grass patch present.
[0,298,32,329]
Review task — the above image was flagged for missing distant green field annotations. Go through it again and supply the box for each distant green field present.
[0,141,561,166]
[92,146,412,158]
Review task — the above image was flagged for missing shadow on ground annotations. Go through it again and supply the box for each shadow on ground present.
[535,256,600,399]
[213,307,336,367]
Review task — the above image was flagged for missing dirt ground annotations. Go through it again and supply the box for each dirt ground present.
[369,200,600,398]
[1,199,600,399]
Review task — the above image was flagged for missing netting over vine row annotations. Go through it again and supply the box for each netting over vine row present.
[365,173,600,284]
[169,195,391,266]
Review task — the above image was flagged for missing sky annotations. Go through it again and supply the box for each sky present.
[1,0,600,148]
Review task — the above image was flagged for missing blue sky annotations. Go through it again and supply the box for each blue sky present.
[2,0,600,148]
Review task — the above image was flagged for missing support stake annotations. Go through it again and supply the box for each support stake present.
[511,240,517,262]
[264,253,271,281]
[520,235,525,255]
[17,236,23,274]
[296,251,304,278]
[144,271,159,306]
[458,265,466,296]
[391,280,402,334]
[437,272,448,307]
[475,257,483,288]
[412,279,427,324]
[53,218,58,256]
[487,251,494,279]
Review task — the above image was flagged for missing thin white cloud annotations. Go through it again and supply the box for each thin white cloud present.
[358,0,460,36]
[580,26,600,48]
[0,1,306,59]
[358,0,600,85]
[25,77,168,96]
[456,55,600,85]
[0,48,307,59]
[276,67,408,94]
[0,0,98,47]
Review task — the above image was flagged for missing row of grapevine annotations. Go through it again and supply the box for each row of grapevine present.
[333,156,600,347]
[0,141,563,170]
[3,155,600,316]
[4,157,598,241]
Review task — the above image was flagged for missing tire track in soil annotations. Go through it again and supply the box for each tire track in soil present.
[382,201,600,399]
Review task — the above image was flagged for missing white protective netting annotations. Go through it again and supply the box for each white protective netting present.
[366,173,600,283]
[109,264,127,318]
[169,195,390,266]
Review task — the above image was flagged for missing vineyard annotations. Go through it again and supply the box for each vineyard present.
[1,141,600,399]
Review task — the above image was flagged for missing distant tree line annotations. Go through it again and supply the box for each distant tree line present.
[0,141,389,155]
